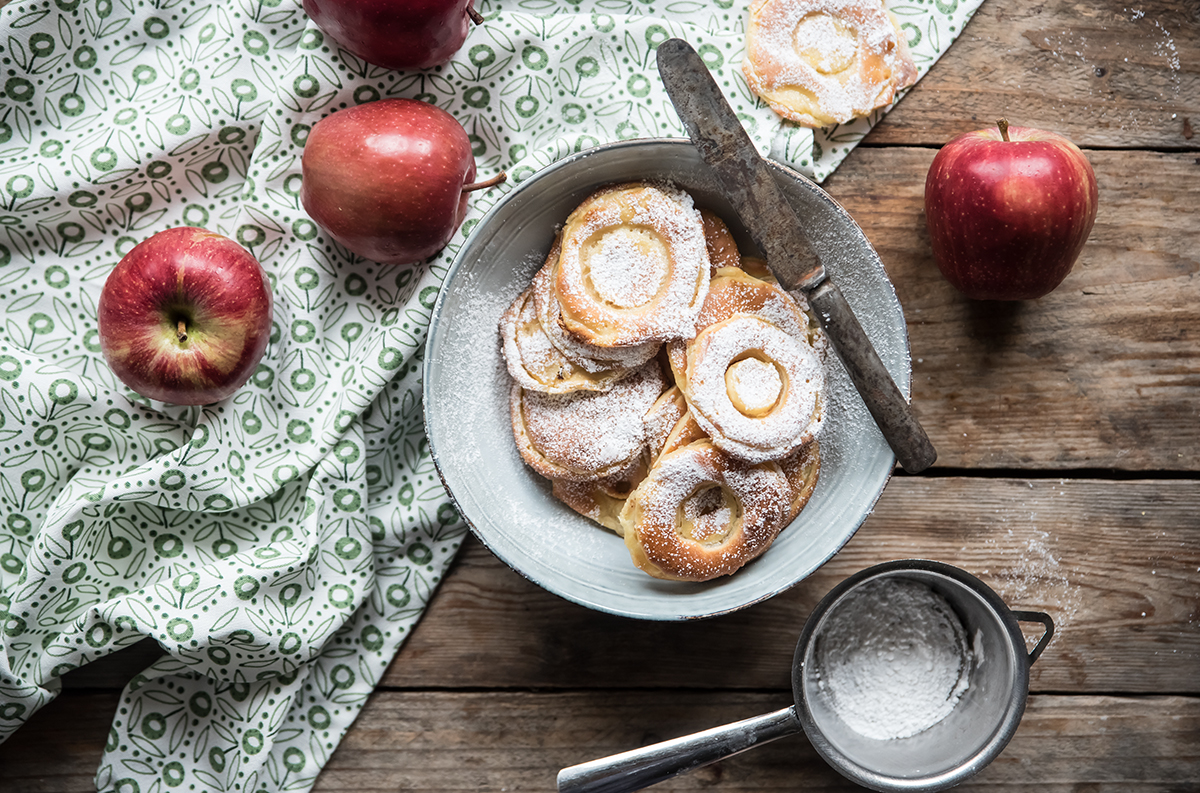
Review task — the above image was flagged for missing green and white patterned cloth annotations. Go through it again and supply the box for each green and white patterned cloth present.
[0,0,981,790]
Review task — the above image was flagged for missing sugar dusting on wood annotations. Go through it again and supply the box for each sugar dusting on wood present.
[976,482,1084,643]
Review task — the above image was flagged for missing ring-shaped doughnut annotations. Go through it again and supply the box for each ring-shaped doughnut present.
[742,0,918,128]
[667,266,822,385]
[620,440,792,581]
[511,359,666,482]
[532,246,659,374]
[683,314,824,463]
[554,182,710,347]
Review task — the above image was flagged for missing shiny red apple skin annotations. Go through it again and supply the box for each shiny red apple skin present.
[302,0,474,70]
[98,227,273,405]
[924,123,1099,301]
[300,98,477,266]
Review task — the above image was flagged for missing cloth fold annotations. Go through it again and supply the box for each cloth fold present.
[0,0,981,790]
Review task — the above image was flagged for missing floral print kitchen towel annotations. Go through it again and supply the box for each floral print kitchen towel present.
[0,0,981,790]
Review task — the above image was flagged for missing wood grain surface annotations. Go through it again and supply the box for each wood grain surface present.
[3,690,1196,791]
[869,0,1199,148]
[1,0,1197,790]
[384,478,1200,694]
[828,149,1200,470]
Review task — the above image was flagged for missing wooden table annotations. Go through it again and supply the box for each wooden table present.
[3,0,1197,789]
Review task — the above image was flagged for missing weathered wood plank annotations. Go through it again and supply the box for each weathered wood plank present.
[2,691,1195,792]
[314,692,1200,792]
[825,148,1200,470]
[869,0,1200,149]
[55,480,1198,695]
[384,478,1200,693]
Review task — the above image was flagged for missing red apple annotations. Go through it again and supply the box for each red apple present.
[924,119,1099,301]
[301,98,504,266]
[302,0,483,71]
[98,227,273,405]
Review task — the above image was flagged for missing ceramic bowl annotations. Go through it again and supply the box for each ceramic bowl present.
[422,138,910,620]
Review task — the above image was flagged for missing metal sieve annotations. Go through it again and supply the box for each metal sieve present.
[557,559,1053,793]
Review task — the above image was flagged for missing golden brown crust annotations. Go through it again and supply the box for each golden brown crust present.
[551,455,649,537]
[657,409,710,464]
[620,440,792,581]
[700,208,742,275]
[739,256,776,283]
[554,182,710,347]
[742,0,919,128]
[500,284,631,393]
[644,386,689,461]
[779,439,821,523]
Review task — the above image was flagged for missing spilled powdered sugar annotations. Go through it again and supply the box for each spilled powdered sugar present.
[1027,8,1183,133]
[975,485,1084,636]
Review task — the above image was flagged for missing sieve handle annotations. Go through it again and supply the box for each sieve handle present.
[557,705,801,793]
[1011,610,1055,666]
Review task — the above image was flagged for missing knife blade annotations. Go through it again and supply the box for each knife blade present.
[656,37,936,473]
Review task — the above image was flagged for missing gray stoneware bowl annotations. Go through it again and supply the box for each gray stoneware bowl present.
[422,138,911,620]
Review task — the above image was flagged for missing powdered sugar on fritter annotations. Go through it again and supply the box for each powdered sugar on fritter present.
[685,315,824,462]
[514,360,664,481]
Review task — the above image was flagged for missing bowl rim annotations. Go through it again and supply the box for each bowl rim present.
[422,137,905,620]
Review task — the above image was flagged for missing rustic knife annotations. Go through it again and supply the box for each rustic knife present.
[656,38,936,473]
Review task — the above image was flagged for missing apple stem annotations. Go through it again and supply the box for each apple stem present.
[467,2,484,25]
[997,118,1010,142]
[463,171,507,193]
[177,320,188,343]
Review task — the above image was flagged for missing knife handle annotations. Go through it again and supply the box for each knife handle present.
[807,280,937,473]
